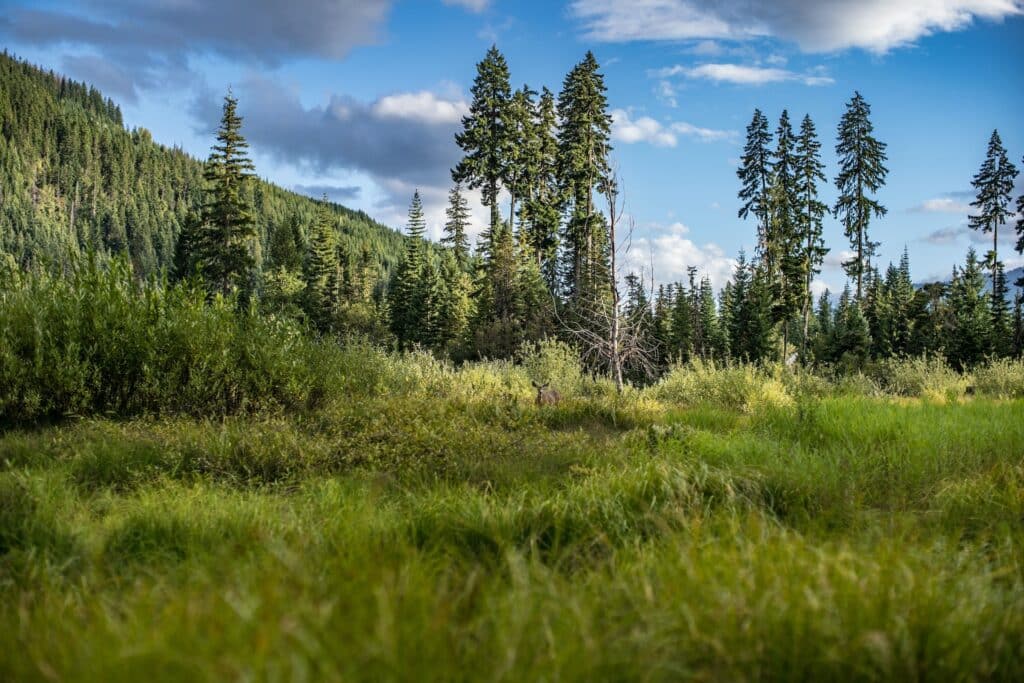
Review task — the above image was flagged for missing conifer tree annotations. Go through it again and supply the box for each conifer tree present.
[990,259,1011,357]
[521,87,561,287]
[1012,292,1024,357]
[727,252,774,362]
[767,110,803,358]
[947,248,992,369]
[557,51,613,304]
[795,114,829,358]
[196,90,257,297]
[442,183,471,267]
[827,285,871,368]
[834,92,888,301]
[389,191,429,348]
[969,130,1018,270]
[884,248,915,356]
[504,85,536,229]
[737,109,773,259]
[453,46,512,241]
[670,281,693,362]
[302,197,340,331]
[1017,155,1024,287]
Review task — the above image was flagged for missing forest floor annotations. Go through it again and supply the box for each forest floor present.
[2,370,1023,681]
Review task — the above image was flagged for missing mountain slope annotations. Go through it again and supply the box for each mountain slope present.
[0,51,406,280]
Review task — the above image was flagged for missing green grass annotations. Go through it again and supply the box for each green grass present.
[2,370,1022,681]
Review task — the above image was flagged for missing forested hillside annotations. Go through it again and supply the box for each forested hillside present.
[0,51,405,282]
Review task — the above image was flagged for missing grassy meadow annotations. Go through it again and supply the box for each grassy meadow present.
[2,264,1024,681]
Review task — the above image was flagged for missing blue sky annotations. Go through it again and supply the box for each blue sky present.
[2,0,1023,291]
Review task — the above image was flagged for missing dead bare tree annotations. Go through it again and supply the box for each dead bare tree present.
[555,169,656,392]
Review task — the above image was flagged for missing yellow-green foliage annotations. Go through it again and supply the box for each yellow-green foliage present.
[878,355,969,402]
[653,359,794,412]
[973,358,1024,399]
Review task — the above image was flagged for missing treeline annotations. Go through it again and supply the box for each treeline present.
[0,51,406,315]
[4,48,1024,377]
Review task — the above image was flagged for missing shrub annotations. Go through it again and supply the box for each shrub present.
[653,360,793,413]
[972,358,1024,399]
[876,356,968,401]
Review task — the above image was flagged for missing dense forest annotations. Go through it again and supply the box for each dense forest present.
[3,48,1023,376]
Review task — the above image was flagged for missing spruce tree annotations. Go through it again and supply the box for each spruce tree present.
[834,92,888,301]
[969,130,1018,270]
[442,183,471,267]
[737,109,774,259]
[302,197,340,332]
[990,260,1011,357]
[196,90,257,297]
[1012,292,1024,358]
[504,85,536,229]
[521,87,561,288]
[827,285,871,369]
[795,114,829,358]
[557,51,613,305]
[884,248,915,356]
[453,46,512,241]
[389,191,429,348]
[947,248,992,369]
[766,110,803,358]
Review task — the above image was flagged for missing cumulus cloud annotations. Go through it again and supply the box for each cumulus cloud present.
[611,109,735,147]
[922,223,1020,246]
[910,197,973,213]
[622,221,735,290]
[373,92,469,125]
[0,0,392,93]
[570,0,1023,53]
[442,0,490,11]
[293,184,362,203]
[654,63,834,86]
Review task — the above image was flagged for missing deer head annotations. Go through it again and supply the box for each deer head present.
[531,380,561,406]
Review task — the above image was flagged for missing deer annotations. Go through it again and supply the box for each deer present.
[531,381,561,406]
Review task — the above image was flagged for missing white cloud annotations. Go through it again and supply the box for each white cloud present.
[373,91,469,125]
[654,63,834,86]
[570,0,1023,53]
[623,222,735,290]
[442,0,490,12]
[910,197,972,214]
[611,108,735,147]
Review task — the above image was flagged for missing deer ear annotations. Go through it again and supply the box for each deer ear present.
[531,380,540,389]
[541,383,549,389]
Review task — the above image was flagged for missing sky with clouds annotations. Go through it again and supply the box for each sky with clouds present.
[2,0,1023,291]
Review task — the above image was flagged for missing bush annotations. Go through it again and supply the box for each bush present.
[972,358,1024,399]
[653,360,793,413]
[0,256,346,423]
[876,356,968,401]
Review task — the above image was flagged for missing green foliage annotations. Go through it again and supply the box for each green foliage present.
[973,358,1024,398]
[0,256,343,423]
[969,129,1018,267]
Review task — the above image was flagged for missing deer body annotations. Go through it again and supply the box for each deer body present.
[532,381,561,406]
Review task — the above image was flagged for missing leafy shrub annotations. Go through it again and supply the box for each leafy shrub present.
[654,360,793,413]
[876,356,968,401]
[972,358,1024,399]
[518,338,584,397]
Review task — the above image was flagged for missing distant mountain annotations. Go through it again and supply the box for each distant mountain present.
[917,266,1024,299]
[0,51,407,279]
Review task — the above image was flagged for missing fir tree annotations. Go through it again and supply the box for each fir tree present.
[834,92,888,301]
[766,110,803,358]
[442,183,471,267]
[302,197,339,331]
[1012,292,1024,358]
[389,191,429,348]
[969,130,1018,270]
[795,114,829,358]
[947,248,992,369]
[737,109,774,259]
[827,285,871,369]
[1017,154,1024,287]
[990,259,1011,357]
[453,46,512,240]
[196,90,257,297]
[504,85,536,229]
[557,51,613,304]
[521,87,561,287]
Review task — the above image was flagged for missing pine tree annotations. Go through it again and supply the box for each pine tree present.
[389,191,429,348]
[195,90,257,297]
[442,183,471,267]
[557,51,613,305]
[504,85,536,229]
[947,248,992,369]
[727,252,774,362]
[884,248,915,355]
[737,109,774,259]
[453,46,512,240]
[767,110,803,358]
[969,130,1018,271]
[520,87,561,287]
[302,197,340,331]
[990,259,1011,357]
[834,92,888,301]
[827,285,871,369]
[795,114,829,359]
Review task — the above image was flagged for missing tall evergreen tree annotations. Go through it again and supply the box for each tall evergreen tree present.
[827,285,871,369]
[795,114,829,358]
[990,259,1011,357]
[1013,292,1024,358]
[737,109,774,260]
[442,183,472,267]
[520,87,561,287]
[969,130,1018,270]
[767,110,803,357]
[196,90,257,297]
[453,46,512,241]
[1017,155,1024,287]
[389,191,429,348]
[302,197,340,331]
[834,91,888,301]
[504,85,536,229]
[947,248,992,369]
[557,51,613,304]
